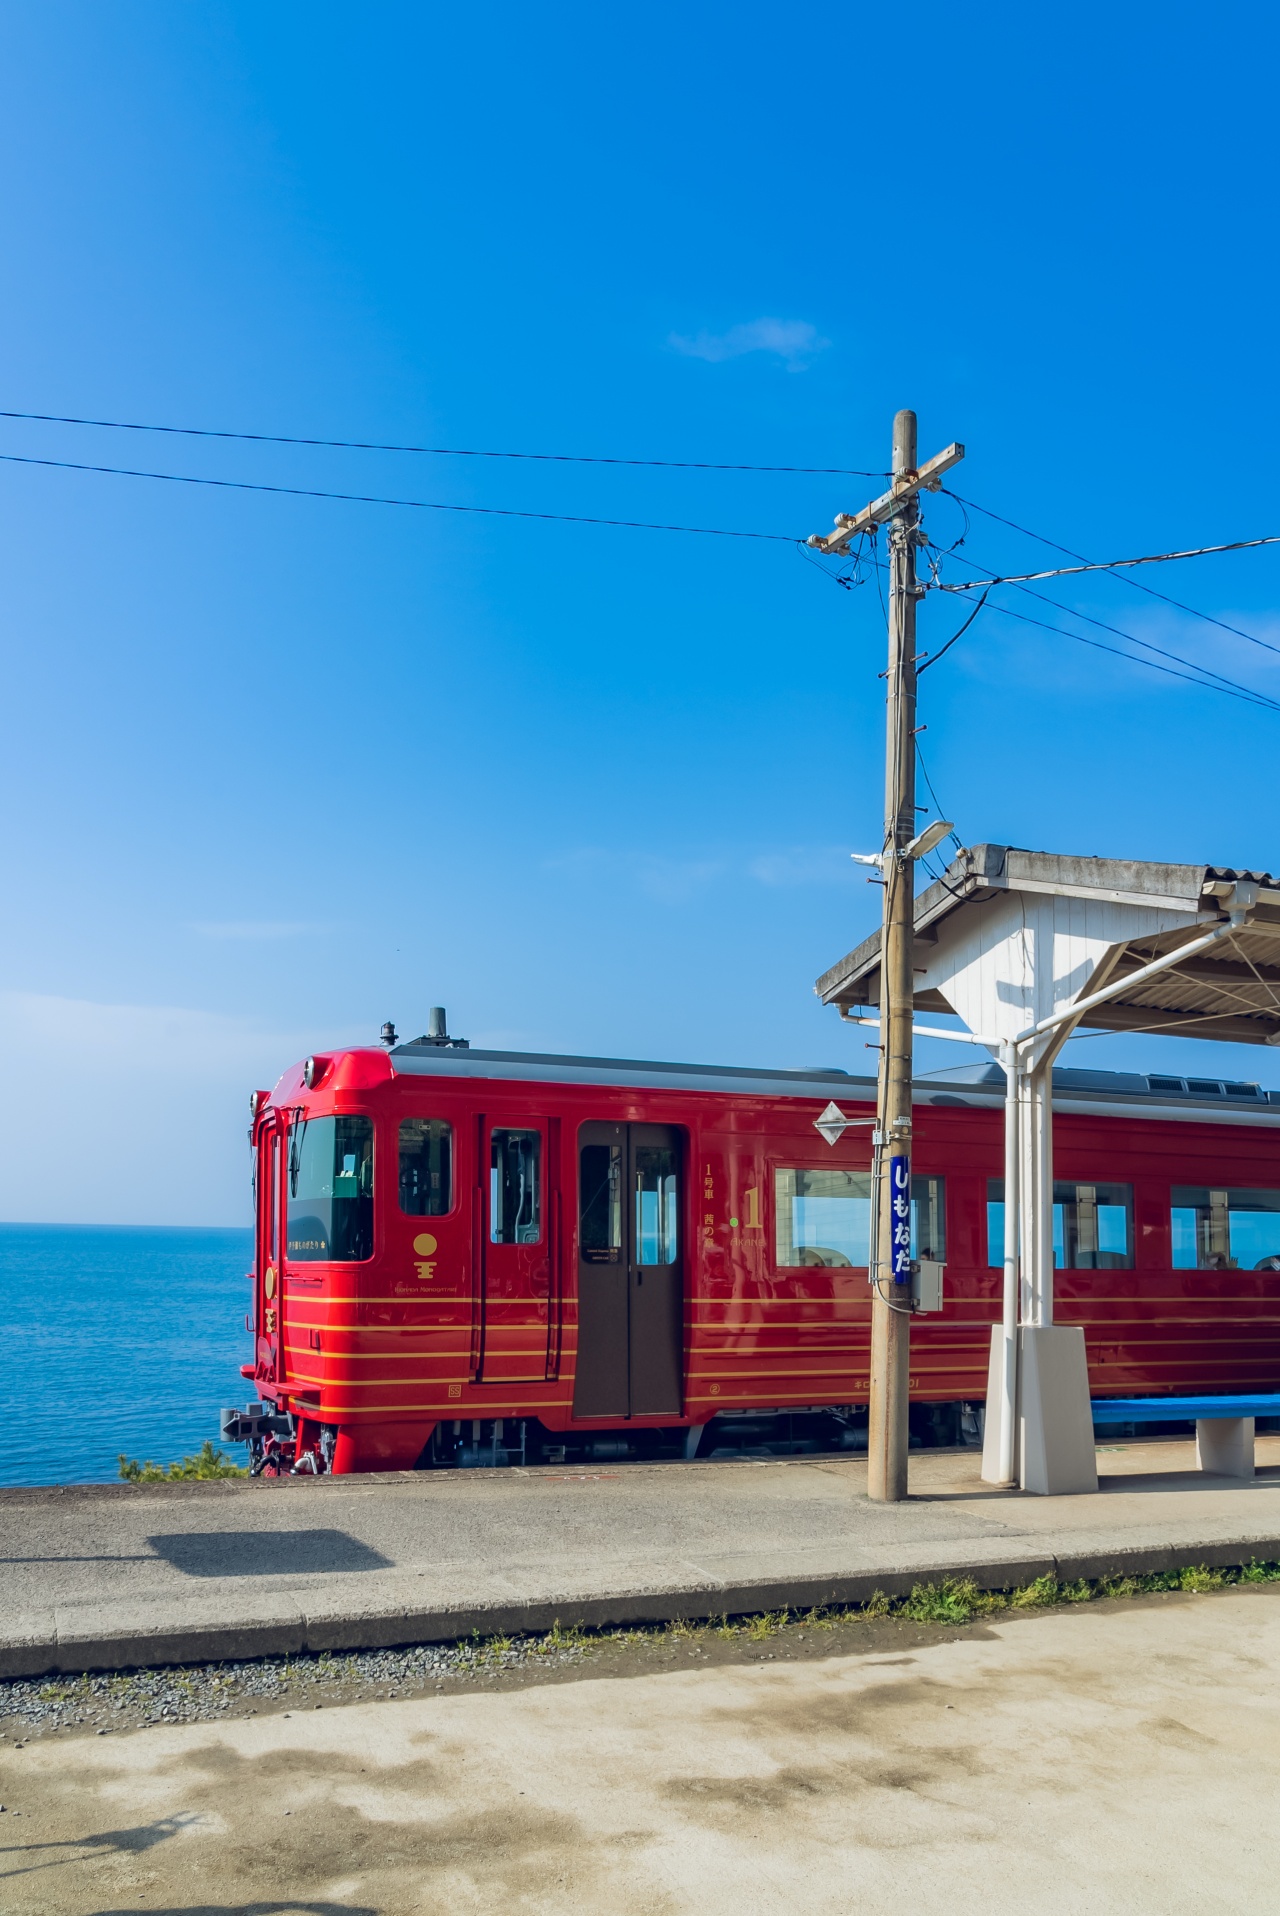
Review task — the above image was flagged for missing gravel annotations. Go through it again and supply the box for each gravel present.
[0,1632,591,1739]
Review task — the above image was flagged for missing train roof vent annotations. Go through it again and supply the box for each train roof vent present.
[1147,1075,1185,1094]
[917,1063,1004,1087]
[1186,1078,1225,1096]
[1224,1080,1262,1097]
[410,1006,471,1050]
[1053,1067,1147,1093]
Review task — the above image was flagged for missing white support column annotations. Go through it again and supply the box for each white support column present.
[982,1040,1020,1485]
[1017,1044,1096,1494]
[1018,1059,1037,1327]
[1031,1061,1054,1327]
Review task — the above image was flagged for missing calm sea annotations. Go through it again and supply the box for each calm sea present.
[0,1224,254,1486]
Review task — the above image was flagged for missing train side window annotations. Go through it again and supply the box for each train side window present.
[635,1145,679,1265]
[913,1178,946,1262]
[580,1141,622,1263]
[987,1179,1132,1269]
[491,1129,542,1244]
[775,1168,945,1268]
[1171,1186,1280,1270]
[398,1119,453,1216]
[287,1115,374,1262]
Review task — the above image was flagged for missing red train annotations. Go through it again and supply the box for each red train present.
[223,1014,1280,1474]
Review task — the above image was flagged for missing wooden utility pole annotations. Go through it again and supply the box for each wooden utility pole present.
[807,413,964,1504]
[869,408,921,1499]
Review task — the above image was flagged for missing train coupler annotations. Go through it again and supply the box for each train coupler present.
[220,1403,293,1444]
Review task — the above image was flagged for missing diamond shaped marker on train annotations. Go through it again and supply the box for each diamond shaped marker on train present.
[815,1101,851,1146]
[814,1101,878,1146]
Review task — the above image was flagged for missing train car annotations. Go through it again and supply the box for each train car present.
[222,1014,1280,1475]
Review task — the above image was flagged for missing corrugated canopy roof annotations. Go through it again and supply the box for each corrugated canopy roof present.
[816,844,1280,1047]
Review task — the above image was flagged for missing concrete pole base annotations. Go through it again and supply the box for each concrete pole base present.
[981,1325,1015,1485]
[1196,1416,1255,1478]
[1020,1324,1098,1495]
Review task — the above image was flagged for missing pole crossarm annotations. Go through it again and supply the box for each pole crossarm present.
[806,443,965,555]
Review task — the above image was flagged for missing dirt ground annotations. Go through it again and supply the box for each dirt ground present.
[2,1583,1278,1916]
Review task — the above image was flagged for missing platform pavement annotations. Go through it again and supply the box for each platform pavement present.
[5,1437,1280,1679]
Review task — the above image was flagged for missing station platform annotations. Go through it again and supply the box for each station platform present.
[6,1436,1280,1679]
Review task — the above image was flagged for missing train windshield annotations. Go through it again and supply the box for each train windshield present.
[286,1115,374,1262]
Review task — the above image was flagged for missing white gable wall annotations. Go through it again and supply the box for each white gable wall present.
[915,891,1199,1055]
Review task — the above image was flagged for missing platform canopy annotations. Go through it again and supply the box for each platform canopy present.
[816,844,1280,1050]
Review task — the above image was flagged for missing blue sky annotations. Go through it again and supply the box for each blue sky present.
[1,2,1279,1223]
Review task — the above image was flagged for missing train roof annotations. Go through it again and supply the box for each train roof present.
[386,1037,1280,1116]
[389,1042,867,1101]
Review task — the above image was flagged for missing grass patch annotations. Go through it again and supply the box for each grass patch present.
[664,1617,700,1643]
[745,1611,787,1641]
[1011,1575,1060,1609]
[534,1620,586,1657]
[875,1559,1280,1625]
[537,1561,1218,1660]
[118,1441,247,1482]
[898,1578,984,1625]
[1176,1564,1226,1592]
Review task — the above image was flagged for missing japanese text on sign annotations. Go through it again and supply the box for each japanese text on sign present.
[890,1154,911,1284]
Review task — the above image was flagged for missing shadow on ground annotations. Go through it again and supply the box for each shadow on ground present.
[1,1812,204,1884]
[146,1531,393,1577]
[84,1904,378,1915]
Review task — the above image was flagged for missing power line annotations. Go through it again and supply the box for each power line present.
[0,408,889,478]
[945,547,1280,709]
[917,588,990,673]
[936,530,1280,591]
[807,491,1277,714]
[945,488,1280,660]
[0,449,800,543]
[918,503,1279,708]
[9,435,1279,704]
[981,595,1280,715]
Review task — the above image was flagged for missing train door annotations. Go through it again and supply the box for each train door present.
[479,1117,551,1383]
[573,1122,683,1418]
[255,1117,283,1387]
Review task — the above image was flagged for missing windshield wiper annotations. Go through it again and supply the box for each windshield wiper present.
[288,1110,308,1199]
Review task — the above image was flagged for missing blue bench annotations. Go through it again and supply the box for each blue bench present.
[1091,1396,1280,1477]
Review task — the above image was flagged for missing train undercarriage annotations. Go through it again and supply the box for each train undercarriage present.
[220,1401,987,1476]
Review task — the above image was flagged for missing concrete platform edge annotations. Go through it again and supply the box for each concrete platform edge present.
[7,1531,1280,1680]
